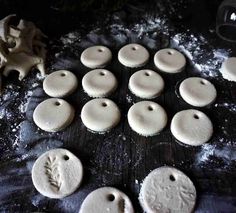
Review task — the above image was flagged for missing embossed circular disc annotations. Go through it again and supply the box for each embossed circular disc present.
[81,98,121,132]
[139,166,196,213]
[79,187,134,213]
[43,70,78,98]
[171,109,213,146]
[129,69,164,99]
[82,69,117,97]
[128,101,167,136]
[32,148,83,199]
[220,57,236,82]
[33,98,75,132]
[80,46,112,68]
[154,48,186,73]
[118,43,150,68]
[179,77,217,107]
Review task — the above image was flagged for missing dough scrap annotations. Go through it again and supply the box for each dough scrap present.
[128,101,167,136]
[154,48,186,73]
[0,14,17,42]
[82,69,117,97]
[79,187,134,213]
[81,98,121,132]
[118,43,149,68]
[43,70,78,98]
[32,148,83,199]
[3,52,44,80]
[129,69,164,99]
[0,15,47,94]
[33,98,75,132]
[179,77,217,107]
[139,166,196,213]
[80,45,112,68]
[171,109,213,146]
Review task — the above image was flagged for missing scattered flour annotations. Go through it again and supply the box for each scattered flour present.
[61,32,81,45]
[19,91,33,113]
[195,138,236,169]
[36,73,45,80]
[126,95,133,104]
[214,103,236,113]
[171,33,231,78]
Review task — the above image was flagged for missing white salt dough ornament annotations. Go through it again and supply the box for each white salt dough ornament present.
[171,109,213,146]
[32,148,83,199]
[220,57,236,82]
[128,101,167,136]
[179,77,217,107]
[79,187,134,213]
[43,70,78,98]
[80,45,112,68]
[81,98,121,132]
[82,69,117,97]
[154,48,186,73]
[129,69,164,99]
[33,98,75,132]
[118,43,149,68]
[139,166,196,213]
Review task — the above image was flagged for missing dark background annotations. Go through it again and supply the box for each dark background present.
[0,0,236,212]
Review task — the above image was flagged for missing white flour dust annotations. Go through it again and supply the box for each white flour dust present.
[171,33,231,78]
[126,95,133,104]
[19,90,33,113]
[195,138,236,169]
[214,103,236,113]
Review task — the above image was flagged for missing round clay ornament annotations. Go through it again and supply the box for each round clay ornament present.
[80,46,112,68]
[220,57,236,82]
[154,48,186,73]
[81,98,121,132]
[118,43,149,68]
[82,69,117,97]
[128,101,167,136]
[171,109,213,146]
[179,77,217,107]
[32,148,83,199]
[43,70,78,98]
[33,98,75,132]
[79,187,134,213]
[129,69,164,99]
[140,166,196,213]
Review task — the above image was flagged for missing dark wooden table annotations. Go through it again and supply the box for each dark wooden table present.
[0,0,235,212]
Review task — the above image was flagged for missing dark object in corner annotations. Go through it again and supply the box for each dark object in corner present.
[216,0,236,42]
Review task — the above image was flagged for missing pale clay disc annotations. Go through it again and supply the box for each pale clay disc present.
[220,57,236,82]
[32,148,83,199]
[81,98,121,132]
[82,69,117,98]
[139,166,196,213]
[171,109,213,146]
[33,98,75,132]
[154,48,186,73]
[79,187,134,213]
[179,77,217,107]
[43,70,78,98]
[128,101,167,136]
[118,43,150,68]
[129,69,164,99]
[80,46,112,69]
